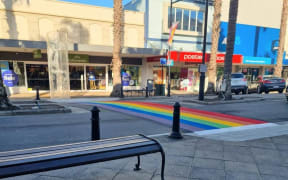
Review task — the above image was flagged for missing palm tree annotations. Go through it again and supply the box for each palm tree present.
[110,0,123,97]
[275,0,288,77]
[223,0,239,100]
[207,0,222,94]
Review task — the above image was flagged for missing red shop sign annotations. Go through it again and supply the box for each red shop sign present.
[169,51,242,64]
[215,54,242,64]
[169,51,209,63]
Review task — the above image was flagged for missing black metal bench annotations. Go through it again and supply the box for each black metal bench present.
[0,134,165,180]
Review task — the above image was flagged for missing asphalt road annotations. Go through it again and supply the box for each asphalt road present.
[1,93,287,152]
[0,107,169,152]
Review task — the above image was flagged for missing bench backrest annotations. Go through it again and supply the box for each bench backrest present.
[0,135,161,179]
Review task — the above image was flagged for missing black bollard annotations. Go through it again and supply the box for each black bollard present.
[35,86,40,101]
[169,102,183,139]
[145,86,149,98]
[91,106,100,140]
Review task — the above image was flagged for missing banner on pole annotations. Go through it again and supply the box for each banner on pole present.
[167,22,179,46]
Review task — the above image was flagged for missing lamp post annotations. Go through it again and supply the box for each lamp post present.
[168,0,182,97]
[198,0,209,101]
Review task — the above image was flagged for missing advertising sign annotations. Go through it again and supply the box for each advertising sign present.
[160,58,167,65]
[2,70,18,87]
[169,51,243,64]
[167,59,174,66]
[0,61,9,72]
[243,56,272,65]
[122,71,131,86]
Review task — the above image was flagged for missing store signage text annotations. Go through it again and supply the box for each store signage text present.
[69,54,89,63]
[2,70,18,87]
[243,56,272,65]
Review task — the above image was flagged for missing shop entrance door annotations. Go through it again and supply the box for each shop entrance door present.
[69,65,85,90]
[26,64,49,90]
[86,66,106,90]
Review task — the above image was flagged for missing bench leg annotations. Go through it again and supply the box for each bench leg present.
[134,155,141,171]
[160,149,165,180]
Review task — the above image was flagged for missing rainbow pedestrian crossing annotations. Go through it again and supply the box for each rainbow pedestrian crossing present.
[89,101,266,132]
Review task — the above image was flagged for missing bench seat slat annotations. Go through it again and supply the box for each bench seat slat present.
[0,135,144,158]
[0,140,155,166]
[0,144,161,178]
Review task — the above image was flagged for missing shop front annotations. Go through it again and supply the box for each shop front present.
[0,52,143,95]
[146,51,243,93]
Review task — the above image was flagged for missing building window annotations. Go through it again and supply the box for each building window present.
[183,9,189,31]
[176,8,182,30]
[190,11,196,31]
[168,7,204,33]
[197,11,204,33]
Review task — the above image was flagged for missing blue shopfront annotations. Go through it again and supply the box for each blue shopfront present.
[218,21,287,81]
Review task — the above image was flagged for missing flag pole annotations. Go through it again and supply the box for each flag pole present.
[167,45,171,97]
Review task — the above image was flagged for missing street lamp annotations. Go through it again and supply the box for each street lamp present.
[198,0,209,101]
[167,0,183,97]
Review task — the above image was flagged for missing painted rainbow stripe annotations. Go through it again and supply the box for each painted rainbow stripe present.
[88,101,266,132]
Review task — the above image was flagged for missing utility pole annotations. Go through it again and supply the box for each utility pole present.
[198,0,209,101]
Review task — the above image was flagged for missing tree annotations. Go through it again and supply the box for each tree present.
[110,0,123,97]
[223,0,239,100]
[275,0,288,77]
[207,0,222,94]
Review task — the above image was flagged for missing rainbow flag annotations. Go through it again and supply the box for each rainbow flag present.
[167,22,179,46]
[88,101,265,132]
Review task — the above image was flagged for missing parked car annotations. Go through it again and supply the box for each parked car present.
[216,73,248,95]
[257,76,286,94]
[231,73,248,95]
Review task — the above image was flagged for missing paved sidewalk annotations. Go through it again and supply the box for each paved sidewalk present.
[6,134,288,180]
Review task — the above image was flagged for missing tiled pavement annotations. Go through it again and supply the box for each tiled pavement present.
[5,135,288,180]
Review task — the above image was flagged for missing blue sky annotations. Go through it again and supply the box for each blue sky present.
[59,0,132,8]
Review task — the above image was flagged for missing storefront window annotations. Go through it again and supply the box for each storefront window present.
[7,61,25,87]
[86,66,106,90]
[264,68,274,75]
[153,68,166,85]
[26,64,49,90]
[122,65,141,86]
[69,66,84,90]
[170,67,199,91]
[242,68,259,82]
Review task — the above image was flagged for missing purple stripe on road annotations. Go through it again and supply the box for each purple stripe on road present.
[96,104,202,132]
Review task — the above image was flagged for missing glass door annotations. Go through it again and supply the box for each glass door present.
[86,66,106,90]
[26,64,49,90]
[69,66,84,90]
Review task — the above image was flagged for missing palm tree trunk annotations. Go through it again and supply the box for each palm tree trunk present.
[207,0,222,94]
[111,0,123,97]
[275,0,288,77]
[224,0,239,100]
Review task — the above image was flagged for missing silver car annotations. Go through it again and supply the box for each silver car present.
[216,73,248,95]
[231,73,248,94]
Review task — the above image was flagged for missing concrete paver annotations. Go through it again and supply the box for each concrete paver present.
[3,135,288,180]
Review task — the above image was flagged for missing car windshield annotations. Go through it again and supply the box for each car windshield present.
[231,74,244,78]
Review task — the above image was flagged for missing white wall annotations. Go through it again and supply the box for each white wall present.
[146,0,214,52]
[221,0,282,29]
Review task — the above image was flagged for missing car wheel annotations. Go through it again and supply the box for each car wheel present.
[265,90,269,94]
[278,89,284,93]
[257,86,262,94]
[235,91,240,95]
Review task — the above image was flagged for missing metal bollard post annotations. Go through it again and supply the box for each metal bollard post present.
[91,106,100,140]
[35,86,40,101]
[146,86,149,98]
[169,102,183,139]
